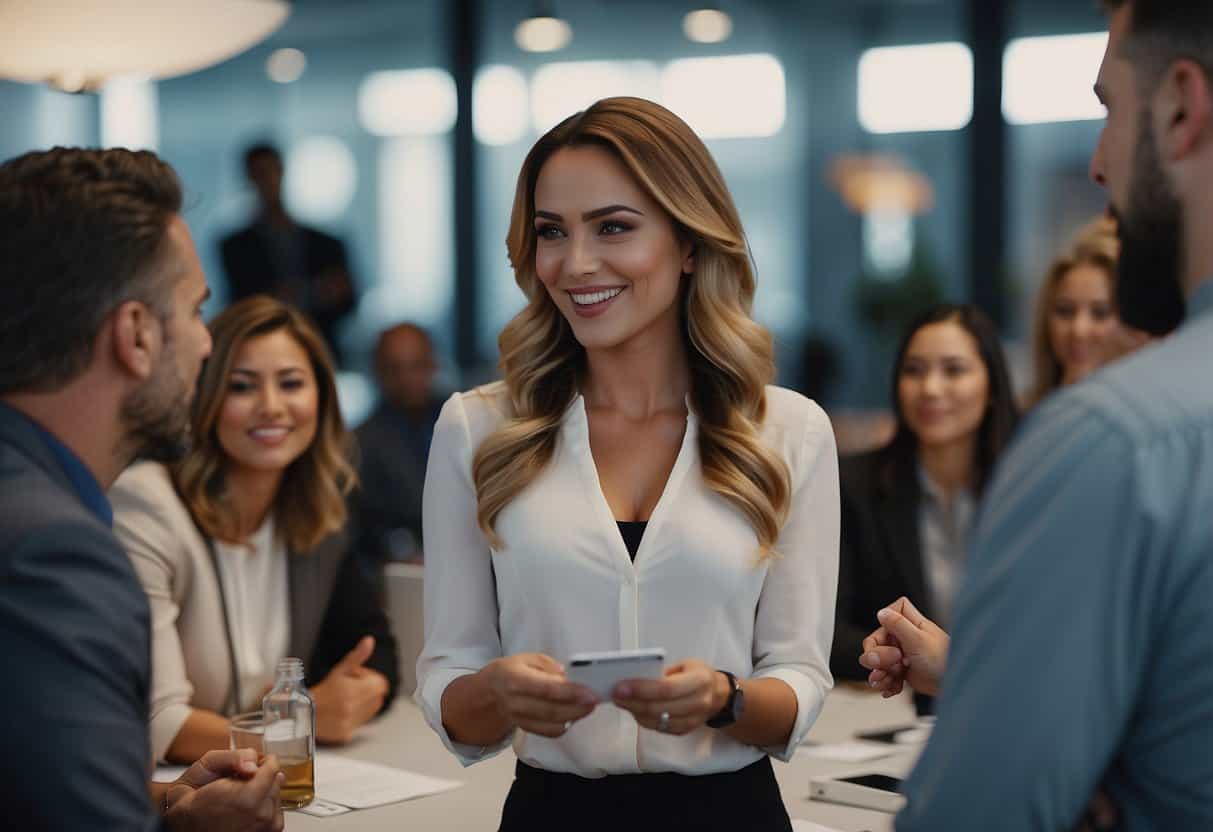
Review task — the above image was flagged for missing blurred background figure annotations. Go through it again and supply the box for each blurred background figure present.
[220,143,357,365]
[1025,215,1148,408]
[830,304,1018,714]
[352,322,443,567]
[795,334,841,406]
[797,331,896,457]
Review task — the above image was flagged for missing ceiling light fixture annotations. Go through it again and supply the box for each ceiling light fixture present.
[0,0,289,93]
[683,4,733,44]
[514,2,572,53]
[266,48,306,84]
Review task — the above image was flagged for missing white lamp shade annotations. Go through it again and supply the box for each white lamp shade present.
[0,0,290,91]
[514,16,572,53]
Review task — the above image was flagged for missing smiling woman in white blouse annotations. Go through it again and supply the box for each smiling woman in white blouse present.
[416,97,840,831]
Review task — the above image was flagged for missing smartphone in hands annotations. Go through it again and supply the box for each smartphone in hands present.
[566,648,665,700]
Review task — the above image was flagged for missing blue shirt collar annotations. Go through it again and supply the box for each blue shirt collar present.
[1187,278,1213,321]
[9,407,113,528]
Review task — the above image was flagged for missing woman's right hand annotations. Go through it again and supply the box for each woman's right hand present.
[484,653,599,737]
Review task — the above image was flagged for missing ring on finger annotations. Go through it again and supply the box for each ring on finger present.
[563,720,572,732]
[657,711,671,733]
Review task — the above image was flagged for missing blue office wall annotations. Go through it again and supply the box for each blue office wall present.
[0,80,98,158]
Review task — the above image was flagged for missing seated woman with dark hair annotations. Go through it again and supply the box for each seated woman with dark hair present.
[111,296,398,764]
[830,304,1018,704]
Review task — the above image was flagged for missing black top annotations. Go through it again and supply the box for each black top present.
[616,521,647,561]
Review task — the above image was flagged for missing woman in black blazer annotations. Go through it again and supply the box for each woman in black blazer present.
[831,305,1018,704]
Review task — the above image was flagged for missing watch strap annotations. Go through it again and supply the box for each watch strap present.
[706,670,741,728]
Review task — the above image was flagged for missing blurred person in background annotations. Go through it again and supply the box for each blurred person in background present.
[830,304,1018,716]
[794,334,841,407]
[220,143,357,365]
[0,147,283,830]
[797,333,897,456]
[351,322,443,567]
[416,97,839,831]
[111,296,397,766]
[1025,215,1150,408]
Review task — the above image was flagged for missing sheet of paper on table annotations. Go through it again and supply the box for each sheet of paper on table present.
[791,820,846,832]
[314,752,462,809]
[797,740,899,763]
[153,754,462,811]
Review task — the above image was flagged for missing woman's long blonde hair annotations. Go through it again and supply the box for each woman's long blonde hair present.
[1026,216,1120,408]
[473,96,791,558]
[174,295,356,553]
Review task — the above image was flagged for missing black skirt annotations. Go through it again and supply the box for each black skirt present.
[498,756,794,832]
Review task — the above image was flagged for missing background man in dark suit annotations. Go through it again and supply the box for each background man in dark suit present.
[353,323,443,572]
[220,143,357,364]
[0,147,283,830]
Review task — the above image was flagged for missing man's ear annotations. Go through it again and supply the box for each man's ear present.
[1156,59,1212,162]
[109,300,160,381]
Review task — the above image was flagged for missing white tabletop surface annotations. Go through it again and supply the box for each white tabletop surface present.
[287,683,920,831]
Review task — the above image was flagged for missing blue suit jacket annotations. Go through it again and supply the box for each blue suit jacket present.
[0,404,161,830]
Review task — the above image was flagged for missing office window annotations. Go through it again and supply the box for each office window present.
[474,64,530,146]
[283,135,357,224]
[1004,33,1108,125]
[530,60,660,134]
[358,68,457,136]
[373,136,453,333]
[858,43,973,134]
[662,54,785,139]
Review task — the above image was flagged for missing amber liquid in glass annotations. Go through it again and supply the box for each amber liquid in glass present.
[278,756,315,808]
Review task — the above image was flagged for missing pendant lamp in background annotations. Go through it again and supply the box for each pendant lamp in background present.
[514,1,572,53]
[683,4,732,44]
[0,0,290,92]
[830,154,935,217]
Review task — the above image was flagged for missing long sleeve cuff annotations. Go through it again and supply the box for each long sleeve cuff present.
[415,668,514,767]
[751,666,832,762]
[150,703,193,763]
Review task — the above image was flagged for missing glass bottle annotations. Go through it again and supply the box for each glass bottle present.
[262,657,315,808]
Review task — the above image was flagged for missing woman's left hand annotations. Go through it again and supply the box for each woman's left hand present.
[611,659,729,735]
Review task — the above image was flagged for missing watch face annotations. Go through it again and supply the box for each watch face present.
[731,684,745,719]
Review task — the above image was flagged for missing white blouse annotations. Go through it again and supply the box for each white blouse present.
[415,382,839,777]
[917,466,976,632]
[212,518,291,713]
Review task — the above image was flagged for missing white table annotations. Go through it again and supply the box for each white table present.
[288,684,919,830]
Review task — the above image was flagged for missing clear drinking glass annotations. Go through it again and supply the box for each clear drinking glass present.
[229,710,265,755]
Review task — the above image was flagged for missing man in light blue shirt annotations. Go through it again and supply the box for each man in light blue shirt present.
[865,1,1213,827]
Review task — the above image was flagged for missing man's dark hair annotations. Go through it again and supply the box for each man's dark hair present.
[1104,0,1213,88]
[0,147,183,395]
[243,142,283,175]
